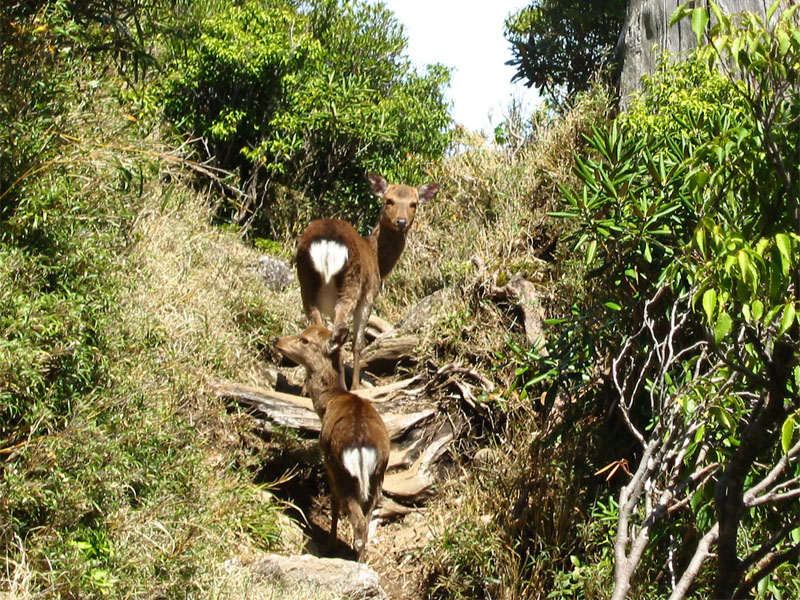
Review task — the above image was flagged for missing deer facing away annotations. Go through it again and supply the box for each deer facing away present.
[273,324,390,561]
[295,173,440,389]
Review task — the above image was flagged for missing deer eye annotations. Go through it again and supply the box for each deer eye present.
[300,337,309,345]
[385,198,394,206]
[410,202,418,209]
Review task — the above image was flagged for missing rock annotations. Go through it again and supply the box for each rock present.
[473,447,501,467]
[254,553,389,600]
[617,0,771,105]
[395,288,450,333]
[257,255,295,291]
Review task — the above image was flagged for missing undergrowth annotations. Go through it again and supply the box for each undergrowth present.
[0,106,293,599]
[412,87,623,599]
[0,4,312,597]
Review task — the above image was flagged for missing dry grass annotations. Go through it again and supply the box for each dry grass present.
[381,88,612,380]
[107,181,344,599]
[128,192,303,386]
[402,88,615,599]
[0,537,34,600]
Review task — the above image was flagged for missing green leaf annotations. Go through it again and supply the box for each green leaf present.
[751,299,764,321]
[766,304,784,326]
[711,404,734,429]
[737,250,749,280]
[742,304,752,324]
[778,302,797,337]
[781,415,795,454]
[767,0,781,22]
[586,240,598,265]
[714,311,732,344]
[775,233,792,277]
[778,29,791,56]
[702,288,717,324]
[670,3,693,27]
[694,225,707,257]
[605,301,622,311]
[692,8,709,43]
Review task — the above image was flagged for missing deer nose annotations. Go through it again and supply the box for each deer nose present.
[395,218,408,230]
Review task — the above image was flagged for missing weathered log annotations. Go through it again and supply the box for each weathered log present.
[212,382,318,431]
[216,355,496,505]
[491,273,547,348]
[617,0,771,104]
[213,379,435,441]
[356,375,423,402]
[360,334,420,372]
[366,314,394,340]
[383,423,453,503]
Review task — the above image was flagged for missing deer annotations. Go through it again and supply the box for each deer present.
[273,324,390,561]
[295,173,440,389]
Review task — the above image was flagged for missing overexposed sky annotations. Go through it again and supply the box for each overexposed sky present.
[380,0,540,134]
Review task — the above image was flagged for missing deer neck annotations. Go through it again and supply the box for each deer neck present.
[304,364,343,418]
[369,223,406,280]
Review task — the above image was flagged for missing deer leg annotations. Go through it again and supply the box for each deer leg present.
[345,496,368,562]
[328,489,340,552]
[350,298,373,390]
[332,298,357,388]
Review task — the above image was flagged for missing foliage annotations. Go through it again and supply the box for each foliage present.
[416,87,617,599]
[162,0,452,237]
[505,0,627,106]
[539,2,800,598]
[0,4,293,598]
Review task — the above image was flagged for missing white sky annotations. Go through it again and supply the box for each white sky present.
[380,0,540,134]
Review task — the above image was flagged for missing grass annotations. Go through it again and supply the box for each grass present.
[0,4,624,598]
[394,88,622,599]
[0,52,330,596]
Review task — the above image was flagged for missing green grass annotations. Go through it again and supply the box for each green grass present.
[0,43,306,596]
[408,86,621,600]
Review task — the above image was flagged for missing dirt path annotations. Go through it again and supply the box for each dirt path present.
[275,479,433,600]
[230,331,493,598]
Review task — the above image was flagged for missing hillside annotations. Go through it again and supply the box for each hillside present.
[3,2,800,600]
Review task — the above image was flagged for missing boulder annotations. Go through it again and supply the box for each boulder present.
[254,553,389,600]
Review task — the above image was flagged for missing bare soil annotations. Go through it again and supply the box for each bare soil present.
[306,491,433,600]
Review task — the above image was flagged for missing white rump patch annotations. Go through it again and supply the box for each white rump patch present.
[342,447,378,505]
[309,239,349,284]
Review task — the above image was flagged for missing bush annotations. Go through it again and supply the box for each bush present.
[162,0,452,237]
[538,3,800,598]
[0,4,289,597]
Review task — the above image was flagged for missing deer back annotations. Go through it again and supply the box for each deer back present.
[296,218,380,323]
[319,390,390,506]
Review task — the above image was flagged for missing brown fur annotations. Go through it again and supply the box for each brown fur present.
[295,173,439,389]
[273,325,390,561]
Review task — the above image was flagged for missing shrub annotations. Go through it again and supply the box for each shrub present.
[162,0,452,237]
[539,3,800,598]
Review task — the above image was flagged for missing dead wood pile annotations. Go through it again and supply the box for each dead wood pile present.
[214,278,544,514]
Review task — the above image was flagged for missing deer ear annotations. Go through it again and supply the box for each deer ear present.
[417,182,440,204]
[367,172,388,196]
[327,324,349,354]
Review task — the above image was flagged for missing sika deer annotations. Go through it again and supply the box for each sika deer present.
[295,173,439,389]
[273,324,390,561]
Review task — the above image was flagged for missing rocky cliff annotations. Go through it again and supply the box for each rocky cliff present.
[617,0,771,103]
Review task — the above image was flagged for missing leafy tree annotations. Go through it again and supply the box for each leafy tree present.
[162,0,451,237]
[541,2,800,598]
[505,0,627,105]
